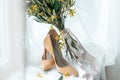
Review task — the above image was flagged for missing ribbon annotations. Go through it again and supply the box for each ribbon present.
[61,28,98,78]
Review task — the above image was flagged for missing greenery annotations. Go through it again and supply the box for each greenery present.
[58,75,63,80]
[26,0,75,31]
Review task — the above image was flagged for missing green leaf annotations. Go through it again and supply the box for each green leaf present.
[58,75,63,80]
[53,1,61,10]
[70,1,75,7]
[33,17,42,22]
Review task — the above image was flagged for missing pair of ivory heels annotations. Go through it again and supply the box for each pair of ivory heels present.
[40,29,79,77]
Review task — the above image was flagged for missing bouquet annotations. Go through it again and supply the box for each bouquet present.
[26,0,97,75]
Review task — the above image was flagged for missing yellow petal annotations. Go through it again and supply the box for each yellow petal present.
[63,72,70,78]
[28,9,32,15]
[55,36,60,41]
[36,73,43,78]
[69,9,75,17]
[31,5,37,11]
[51,15,55,21]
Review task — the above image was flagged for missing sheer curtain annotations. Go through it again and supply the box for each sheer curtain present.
[75,0,120,79]
[26,0,120,80]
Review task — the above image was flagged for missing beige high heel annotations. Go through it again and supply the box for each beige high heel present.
[41,48,55,70]
[44,34,79,77]
[41,28,58,70]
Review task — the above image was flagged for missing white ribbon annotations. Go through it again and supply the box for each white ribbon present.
[62,28,98,78]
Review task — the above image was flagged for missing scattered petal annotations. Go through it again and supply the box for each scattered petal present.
[36,73,43,78]
[63,72,70,78]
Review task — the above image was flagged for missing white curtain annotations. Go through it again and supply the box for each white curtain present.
[26,0,120,80]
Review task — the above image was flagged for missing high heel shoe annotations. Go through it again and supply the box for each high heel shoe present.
[44,34,79,76]
[41,48,55,70]
[41,28,58,70]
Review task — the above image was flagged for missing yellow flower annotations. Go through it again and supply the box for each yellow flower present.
[51,15,55,21]
[55,34,65,49]
[59,41,65,49]
[28,9,32,15]
[69,9,75,17]
[55,35,60,41]
[36,73,43,78]
[63,72,70,78]
[31,5,37,11]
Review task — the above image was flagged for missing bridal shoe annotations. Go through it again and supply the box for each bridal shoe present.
[44,34,79,76]
[41,28,58,70]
